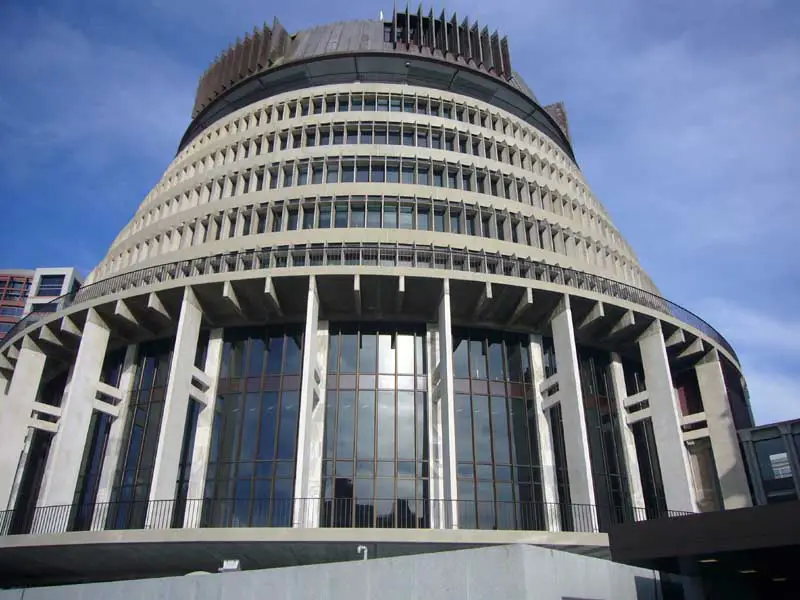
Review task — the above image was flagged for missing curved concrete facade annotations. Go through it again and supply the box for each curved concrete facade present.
[0,10,753,582]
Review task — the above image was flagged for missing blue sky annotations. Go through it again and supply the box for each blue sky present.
[0,0,798,424]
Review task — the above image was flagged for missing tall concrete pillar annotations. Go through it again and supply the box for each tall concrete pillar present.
[0,336,47,509]
[437,280,458,528]
[695,349,751,509]
[293,277,323,527]
[36,310,111,515]
[638,321,696,513]
[608,353,646,514]
[550,296,597,528]
[147,287,203,522]
[529,334,560,532]
[91,344,137,530]
[183,328,224,528]
[426,325,445,529]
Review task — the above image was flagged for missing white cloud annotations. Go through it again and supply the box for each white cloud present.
[697,299,800,356]
[0,12,195,179]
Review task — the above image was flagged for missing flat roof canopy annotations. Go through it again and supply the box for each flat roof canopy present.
[608,501,800,594]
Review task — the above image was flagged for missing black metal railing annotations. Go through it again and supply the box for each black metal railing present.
[0,497,694,537]
[0,243,737,361]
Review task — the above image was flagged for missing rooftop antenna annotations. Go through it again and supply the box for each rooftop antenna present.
[379,10,384,20]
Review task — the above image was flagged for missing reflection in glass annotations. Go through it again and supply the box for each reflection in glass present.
[452,328,545,530]
[107,340,173,530]
[203,326,304,527]
[577,347,631,529]
[323,324,428,528]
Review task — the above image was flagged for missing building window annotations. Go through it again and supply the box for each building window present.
[36,275,65,297]
[107,340,173,530]
[577,348,631,529]
[322,325,429,528]
[754,437,797,504]
[203,326,304,527]
[452,329,545,530]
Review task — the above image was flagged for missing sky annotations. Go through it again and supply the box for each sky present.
[0,0,798,424]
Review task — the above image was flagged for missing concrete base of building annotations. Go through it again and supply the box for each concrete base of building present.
[0,543,701,599]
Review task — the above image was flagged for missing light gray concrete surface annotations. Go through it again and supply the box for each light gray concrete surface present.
[0,544,696,600]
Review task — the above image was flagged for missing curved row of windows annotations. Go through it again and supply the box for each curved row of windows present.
[172,88,583,199]
[106,192,645,289]
[117,142,628,265]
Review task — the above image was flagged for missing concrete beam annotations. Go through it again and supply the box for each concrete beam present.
[37,325,63,348]
[578,301,605,329]
[147,286,203,523]
[683,428,710,442]
[0,354,13,371]
[36,308,112,515]
[608,310,635,336]
[438,279,459,528]
[93,399,120,418]
[0,336,47,507]
[354,274,362,316]
[394,275,405,313]
[530,335,561,532]
[114,299,139,327]
[29,418,58,433]
[60,316,82,337]
[264,276,283,316]
[622,391,648,408]
[471,281,493,320]
[695,349,752,509]
[550,295,597,522]
[678,337,705,359]
[146,292,171,320]
[222,280,242,315]
[507,287,533,325]
[625,407,652,425]
[6,345,19,361]
[609,354,645,513]
[96,381,123,402]
[665,328,686,348]
[638,320,696,512]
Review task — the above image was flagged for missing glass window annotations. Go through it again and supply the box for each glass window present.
[390,97,401,112]
[356,163,370,183]
[431,132,442,149]
[311,164,323,184]
[383,204,398,228]
[297,165,308,186]
[374,125,387,144]
[399,205,413,229]
[326,163,339,184]
[334,204,348,228]
[302,208,315,229]
[367,202,382,227]
[35,274,65,297]
[351,96,363,111]
[418,164,430,186]
[351,205,366,227]
[403,129,414,146]
[417,207,430,231]
[401,164,415,185]
[342,162,355,183]
[450,213,461,234]
[346,127,358,144]
[361,125,373,144]
[377,96,389,111]
[387,163,400,183]
[434,210,445,232]
[318,204,332,228]
[371,161,385,183]
[287,210,299,231]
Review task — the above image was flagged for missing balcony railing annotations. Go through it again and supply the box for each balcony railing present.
[0,497,693,537]
[0,243,737,361]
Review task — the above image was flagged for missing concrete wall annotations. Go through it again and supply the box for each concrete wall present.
[0,545,697,600]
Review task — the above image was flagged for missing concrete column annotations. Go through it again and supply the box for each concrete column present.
[34,310,111,531]
[91,344,137,530]
[147,287,203,523]
[426,325,445,529]
[293,277,323,528]
[183,328,224,528]
[550,296,597,527]
[529,335,560,532]
[0,337,47,509]
[638,321,696,513]
[437,280,458,528]
[695,350,751,509]
[608,353,646,515]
